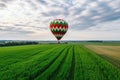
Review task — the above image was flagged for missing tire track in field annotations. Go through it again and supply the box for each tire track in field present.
[29,47,67,80]
[67,46,75,80]
[46,46,71,80]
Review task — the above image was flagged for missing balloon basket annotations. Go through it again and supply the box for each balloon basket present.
[58,40,60,44]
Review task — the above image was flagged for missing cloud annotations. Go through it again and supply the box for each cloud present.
[0,0,120,40]
[0,0,14,3]
[0,3,6,8]
[67,0,120,30]
[0,25,34,34]
[86,19,120,32]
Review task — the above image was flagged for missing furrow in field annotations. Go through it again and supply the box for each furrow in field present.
[46,46,71,80]
[53,46,73,80]
[67,46,75,80]
[30,46,68,80]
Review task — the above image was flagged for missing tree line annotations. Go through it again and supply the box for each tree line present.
[0,41,38,47]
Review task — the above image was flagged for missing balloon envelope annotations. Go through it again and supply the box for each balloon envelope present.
[50,19,68,41]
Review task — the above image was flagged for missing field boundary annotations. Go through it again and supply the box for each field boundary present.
[84,45,120,68]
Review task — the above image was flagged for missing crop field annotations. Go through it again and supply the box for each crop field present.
[0,44,120,80]
[86,45,120,68]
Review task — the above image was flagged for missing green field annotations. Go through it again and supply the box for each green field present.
[0,44,120,80]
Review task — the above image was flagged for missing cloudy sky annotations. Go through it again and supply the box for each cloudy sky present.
[0,0,120,40]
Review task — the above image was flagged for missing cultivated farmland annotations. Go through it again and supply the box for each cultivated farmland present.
[0,44,120,80]
[86,45,120,68]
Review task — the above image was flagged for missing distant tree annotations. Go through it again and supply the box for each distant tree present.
[0,41,39,47]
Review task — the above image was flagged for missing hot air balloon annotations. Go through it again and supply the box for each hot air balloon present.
[50,19,68,43]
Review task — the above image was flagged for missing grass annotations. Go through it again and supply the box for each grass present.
[0,44,120,80]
